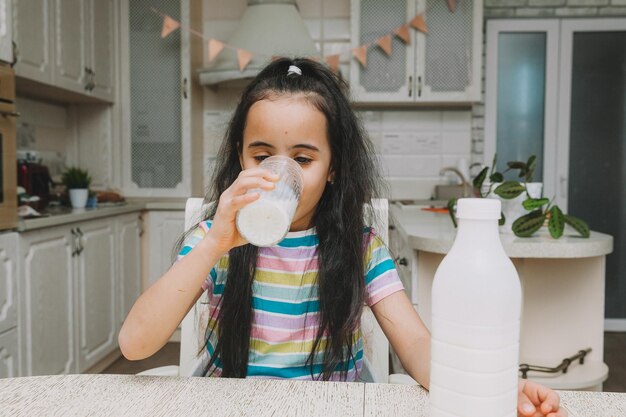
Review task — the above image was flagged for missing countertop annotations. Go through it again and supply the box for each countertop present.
[1,374,624,417]
[16,198,188,232]
[390,204,614,258]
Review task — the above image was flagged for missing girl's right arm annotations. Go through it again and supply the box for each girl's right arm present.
[118,168,278,360]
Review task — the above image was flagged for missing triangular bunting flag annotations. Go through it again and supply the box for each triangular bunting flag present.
[376,35,393,56]
[410,14,428,34]
[394,25,411,45]
[325,54,340,73]
[161,15,180,38]
[352,45,368,68]
[237,49,253,71]
[207,39,224,62]
[447,0,457,12]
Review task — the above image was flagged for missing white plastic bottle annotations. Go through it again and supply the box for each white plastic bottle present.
[430,198,522,417]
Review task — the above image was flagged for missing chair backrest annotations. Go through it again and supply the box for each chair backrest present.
[179,197,390,382]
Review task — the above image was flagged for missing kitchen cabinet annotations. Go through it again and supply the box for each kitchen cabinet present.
[117,213,141,330]
[75,217,117,372]
[12,0,117,102]
[144,210,185,290]
[121,0,203,197]
[350,0,482,104]
[12,0,53,84]
[18,213,142,376]
[0,233,19,378]
[19,224,77,376]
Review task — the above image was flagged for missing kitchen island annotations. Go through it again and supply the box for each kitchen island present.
[389,203,614,391]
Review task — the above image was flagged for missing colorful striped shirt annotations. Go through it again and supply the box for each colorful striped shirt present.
[177,221,404,381]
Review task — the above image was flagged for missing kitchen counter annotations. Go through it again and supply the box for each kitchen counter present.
[17,198,189,232]
[17,203,146,232]
[389,203,614,391]
[390,203,613,258]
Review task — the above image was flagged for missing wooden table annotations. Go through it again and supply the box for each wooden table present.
[0,375,625,417]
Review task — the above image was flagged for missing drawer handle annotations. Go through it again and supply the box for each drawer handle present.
[394,257,408,266]
[0,110,20,118]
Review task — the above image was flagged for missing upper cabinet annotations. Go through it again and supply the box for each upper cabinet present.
[12,0,117,103]
[350,0,482,104]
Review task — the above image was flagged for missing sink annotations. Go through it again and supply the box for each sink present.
[433,184,471,200]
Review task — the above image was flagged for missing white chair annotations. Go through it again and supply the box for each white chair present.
[139,198,409,384]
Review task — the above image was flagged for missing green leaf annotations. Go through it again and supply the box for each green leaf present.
[494,181,526,199]
[447,198,458,228]
[548,206,565,239]
[499,211,506,226]
[490,172,504,183]
[564,215,590,238]
[507,161,526,170]
[525,155,537,182]
[522,198,550,211]
[512,210,546,237]
[473,167,489,191]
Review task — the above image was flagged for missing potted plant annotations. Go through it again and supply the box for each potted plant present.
[448,155,590,239]
[62,167,92,209]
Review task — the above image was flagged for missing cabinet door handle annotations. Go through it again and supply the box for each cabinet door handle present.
[0,110,20,118]
[394,257,408,267]
[71,228,79,257]
[11,41,18,68]
[408,76,413,97]
[77,227,84,255]
[182,77,188,99]
[90,69,96,91]
[417,76,422,97]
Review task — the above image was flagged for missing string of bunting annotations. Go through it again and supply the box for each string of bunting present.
[156,0,458,73]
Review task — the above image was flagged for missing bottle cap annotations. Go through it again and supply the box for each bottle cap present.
[456,198,501,220]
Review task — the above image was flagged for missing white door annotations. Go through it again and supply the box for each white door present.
[117,214,142,330]
[53,0,88,94]
[146,210,185,289]
[19,226,77,376]
[88,0,115,102]
[74,219,116,372]
[0,328,19,378]
[556,19,626,325]
[12,0,54,83]
[484,20,559,189]
[350,0,416,102]
[485,18,626,325]
[0,233,18,335]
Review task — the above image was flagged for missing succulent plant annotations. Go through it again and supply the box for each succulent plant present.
[61,166,92,189]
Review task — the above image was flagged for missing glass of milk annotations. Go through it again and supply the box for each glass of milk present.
[236,155,304,247]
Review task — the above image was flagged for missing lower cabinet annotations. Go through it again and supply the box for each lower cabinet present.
[144,210,185,290]
[17,213,142,376]
[0,232,19,378]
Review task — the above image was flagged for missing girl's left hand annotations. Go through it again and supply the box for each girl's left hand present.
[517,379,568,417]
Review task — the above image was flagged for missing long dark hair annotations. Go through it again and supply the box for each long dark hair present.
[193,57,381,380]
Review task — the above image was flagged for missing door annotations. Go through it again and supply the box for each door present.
[556,20,626,322]
[19,226,76,375]
[0,233,17,335]
[88,0,115,101]
[75,219,116,371]
[117,214,141,330]
[349,0,415,102]
[12,0,54,83]
[53,0,88,93]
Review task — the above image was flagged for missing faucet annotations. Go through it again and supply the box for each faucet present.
[439,167,471,197]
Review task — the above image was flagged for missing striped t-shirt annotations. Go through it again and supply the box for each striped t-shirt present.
[177,221,404,381]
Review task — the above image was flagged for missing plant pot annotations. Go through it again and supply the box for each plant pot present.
[69,188,89,209]
[482,182,543,234]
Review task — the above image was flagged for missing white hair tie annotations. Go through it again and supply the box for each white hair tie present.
[287,65,302,76]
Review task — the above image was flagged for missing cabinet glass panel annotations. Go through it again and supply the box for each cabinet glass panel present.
[567,31,626,318]
[424,0,473,93]
[129,0,182,188]
[358,0,408,93]
[495,32,546,181]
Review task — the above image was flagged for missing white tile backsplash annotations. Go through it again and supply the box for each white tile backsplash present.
[442,130,471,154]
[382,132,441,155]
[381,111,442,132]
[381,155,441,177]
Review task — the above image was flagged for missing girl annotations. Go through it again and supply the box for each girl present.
[119,58,566,417]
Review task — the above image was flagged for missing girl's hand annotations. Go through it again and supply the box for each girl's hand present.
[518,379,568,417]
[205,168,279,254]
